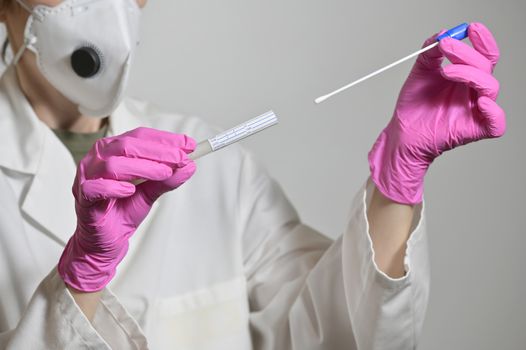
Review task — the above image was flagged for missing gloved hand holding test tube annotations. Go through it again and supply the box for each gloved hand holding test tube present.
[60,111,278,291]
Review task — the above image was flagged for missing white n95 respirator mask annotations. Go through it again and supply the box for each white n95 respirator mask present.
[13,0,141,118]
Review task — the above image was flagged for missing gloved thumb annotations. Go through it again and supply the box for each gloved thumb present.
[415,30,446,70]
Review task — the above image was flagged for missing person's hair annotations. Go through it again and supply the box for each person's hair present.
[0,0,12,10]
[2,39,8,64]
[1,0,14,64]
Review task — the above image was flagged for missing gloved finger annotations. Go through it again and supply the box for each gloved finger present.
[80,179,136,202]
[100,137,191,166]
[89,156,174,181]
[477,96,506,138]
[439,37,493,73]
[136,160,196,204]
[415,31,446,70]
[468,22,500,68]
[441,64,500,100]
[119,127,197,154]
[159,160,196,190]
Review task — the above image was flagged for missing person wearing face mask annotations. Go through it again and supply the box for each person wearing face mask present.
[0,0,506,349]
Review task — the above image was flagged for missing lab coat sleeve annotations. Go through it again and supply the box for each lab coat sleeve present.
[0,268,148,349]
[240,150,430,350]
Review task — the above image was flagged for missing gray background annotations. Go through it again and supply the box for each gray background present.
[3,0,526,348]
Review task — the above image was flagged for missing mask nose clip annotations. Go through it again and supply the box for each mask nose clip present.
[71,46,101,78]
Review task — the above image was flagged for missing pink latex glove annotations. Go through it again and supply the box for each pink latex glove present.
[368,22,506,205]
[58,127,196,292]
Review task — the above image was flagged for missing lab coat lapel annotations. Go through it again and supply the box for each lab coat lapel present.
[20,128,78,247]
[0,66,77,246]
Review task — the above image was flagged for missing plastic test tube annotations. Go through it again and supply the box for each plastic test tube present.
[189,110,278,160]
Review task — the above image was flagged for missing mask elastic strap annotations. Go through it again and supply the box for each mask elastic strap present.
[7,0,40,67]
[15,0,33,13]
[10,36,37,67]
[16,0,43,20]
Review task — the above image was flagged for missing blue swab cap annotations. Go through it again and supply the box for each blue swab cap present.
[437,22,470,41]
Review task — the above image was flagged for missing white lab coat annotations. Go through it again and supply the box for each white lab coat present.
[0,65,430,350]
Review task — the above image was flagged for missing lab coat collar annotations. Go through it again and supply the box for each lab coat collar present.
[109,97,146,136]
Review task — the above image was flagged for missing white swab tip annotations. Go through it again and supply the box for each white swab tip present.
[314,96,328,104]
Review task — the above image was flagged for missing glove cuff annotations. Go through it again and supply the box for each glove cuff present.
[368,129,429,205]
[58,231,128,292]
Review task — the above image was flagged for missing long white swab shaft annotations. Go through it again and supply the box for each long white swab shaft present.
[314,42,438,104]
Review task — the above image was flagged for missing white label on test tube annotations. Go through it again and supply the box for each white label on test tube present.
[207,110,278,151]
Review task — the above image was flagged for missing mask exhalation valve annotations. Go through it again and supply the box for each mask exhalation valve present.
[71,46,101,78]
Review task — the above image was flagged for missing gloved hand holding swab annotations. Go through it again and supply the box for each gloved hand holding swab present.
[314,23,470,104]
